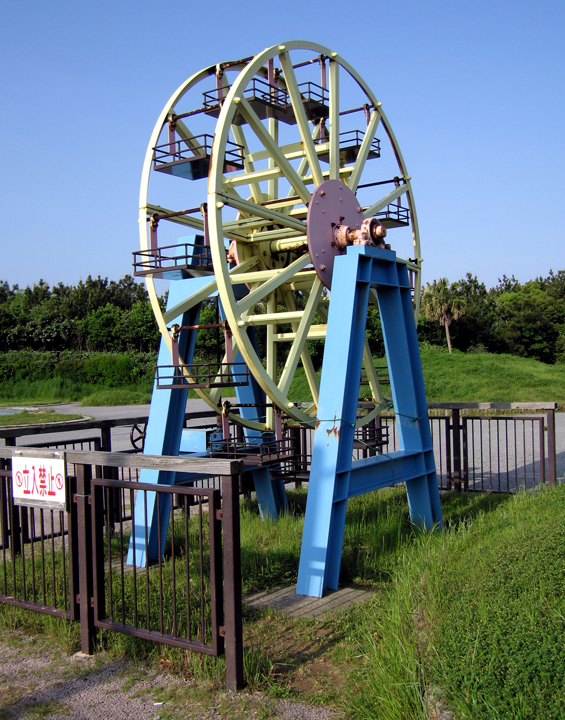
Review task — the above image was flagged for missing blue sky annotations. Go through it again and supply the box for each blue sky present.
[1,0,563,291]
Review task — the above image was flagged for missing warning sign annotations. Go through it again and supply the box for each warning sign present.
[12,453,66,510]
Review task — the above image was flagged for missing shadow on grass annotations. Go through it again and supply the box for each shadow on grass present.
[239,487,513,590]
[440,489,512,527]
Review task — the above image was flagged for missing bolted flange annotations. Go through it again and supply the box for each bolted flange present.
[307,179,390,289]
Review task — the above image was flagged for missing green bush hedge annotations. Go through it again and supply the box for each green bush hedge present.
[0,350,157,388]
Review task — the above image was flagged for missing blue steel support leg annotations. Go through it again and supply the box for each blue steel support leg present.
[297,246,443,597]
[296,251,371,597]
[375,261,442,529]
[221,299,288,520]
[128,239,211,567]
[397,264,443,527]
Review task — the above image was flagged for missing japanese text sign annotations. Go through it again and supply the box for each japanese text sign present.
[12,453,67,510]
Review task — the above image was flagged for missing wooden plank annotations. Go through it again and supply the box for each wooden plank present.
[0,446,244,475]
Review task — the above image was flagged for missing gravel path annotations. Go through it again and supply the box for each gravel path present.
[0,638,169,719]
[1,633,342,720]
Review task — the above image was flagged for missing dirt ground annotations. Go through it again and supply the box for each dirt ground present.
[0,631,343,720]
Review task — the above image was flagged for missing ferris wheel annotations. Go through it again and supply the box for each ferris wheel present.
[135,40,421,434]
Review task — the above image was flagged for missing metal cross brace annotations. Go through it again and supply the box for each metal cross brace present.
[296,245,443,598]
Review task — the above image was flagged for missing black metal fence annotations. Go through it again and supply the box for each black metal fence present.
[92,477,223,655]
[0,402,559,690]
[0,469,75,620]
[0,447,245,690]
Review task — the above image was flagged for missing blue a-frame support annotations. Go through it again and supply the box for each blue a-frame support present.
[128,236,288,567]
[296,245,443,598]
[126,271,208,567]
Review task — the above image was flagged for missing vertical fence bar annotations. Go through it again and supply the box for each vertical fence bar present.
[452,409,461,492]
[171,498,177,639]
[504,419,509,492]
[68,475,80,622]
[462,417,468,492]
[0,473,8,552]
[130,487,138,630]
[184,495,191,641]
[106,488,113,622]
[91,480,107,629]
[76,463,96,655]
[539,418,546,485]
[209,489,224,657]
[157,494,164,636]
[531,421,536,488]
[222,474,244,691]
[445,414,452,490]
[30,508,36,603]
[547,408,556,485]
[60,508,68,613]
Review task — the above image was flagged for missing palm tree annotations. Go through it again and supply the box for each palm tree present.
[421,278,464,354]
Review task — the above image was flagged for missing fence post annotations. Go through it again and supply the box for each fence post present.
[452,408,462,492]
[221,474,244,691]
[444,415,452,490]
[67,475,80,622]
[462,417,469,492]
[76,462,96,654]
[547,408,556,486]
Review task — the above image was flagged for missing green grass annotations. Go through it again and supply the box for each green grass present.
[0,378,152,406]
[2,486,565,719]
[419,345,565,404]
[0,410,83,426]
[289,346,565,405]
[3,345,565,407]
[341,486,565,720]
[79,388,152,406]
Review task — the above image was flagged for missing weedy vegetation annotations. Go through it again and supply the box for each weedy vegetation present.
[1,485,564,719]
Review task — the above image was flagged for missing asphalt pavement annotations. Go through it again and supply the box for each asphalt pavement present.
[2,402,565,484]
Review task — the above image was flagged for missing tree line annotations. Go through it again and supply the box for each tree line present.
[419,271,565,364]
[0,275,161,353]
[2,269,565,365]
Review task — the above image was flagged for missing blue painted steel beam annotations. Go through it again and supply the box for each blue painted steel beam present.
[296,245,443,598]
[221,285,288,520]
[127,236,211,567]
[128,236,288,567]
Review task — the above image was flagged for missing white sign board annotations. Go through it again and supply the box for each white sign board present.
[12,453,67,510]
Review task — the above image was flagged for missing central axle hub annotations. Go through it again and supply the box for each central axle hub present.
[306,179,389,289]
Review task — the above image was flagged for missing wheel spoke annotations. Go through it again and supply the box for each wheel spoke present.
[266,291,277,430]
[278,278,323,396]
[230,125,265,204]
[216,190,306,234]
[362,338,384,403]
[281,288,320,405]
[236,253,312,315]
[328,59,340,181]
[145,204,204,232]
[268,117,279,201]
[348,109,381,192]
[281,123,321,216]
[236,96,311,204]
[162,256,259,323]
[316,301,383,405]
[173,118,206,153]
[278,51,324,187]
[355,396,392,429]
[363,181,409,218]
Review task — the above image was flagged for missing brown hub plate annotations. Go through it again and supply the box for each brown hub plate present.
[306,180,363,290]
